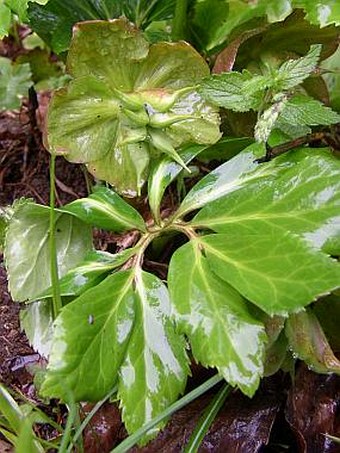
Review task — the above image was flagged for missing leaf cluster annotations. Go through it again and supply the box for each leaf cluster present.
[1,1,340,448]
[200,44,340,142]
[4,143,340,442]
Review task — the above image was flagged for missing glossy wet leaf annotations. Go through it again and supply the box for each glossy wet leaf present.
[61,186,146,232]
[193,148,340,255]
[168,240,266,397]
[0,57,32,110]
[20,300,54,358]
[176,143,266,217]
[118,270,189,442]
[47,19,220,196]
[199,228,340,316]
[285,309,340,374]
[0,384,22,433]
[148,143,207,223]
[5,202,92,301]
[37,248,137,299]
[42,270,189,441]
[28,0,175,53]
[195,0,339,52]
[0,2,11,39]
[190,0,230,53]
[6,0,49,22]
[192,0,282,52]
[197,137,254,162]
[41,271,136,401]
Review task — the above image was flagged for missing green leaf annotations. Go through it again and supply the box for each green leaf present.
[196,1,339,53]
[193,148,340,255]
[176,143,266,217]
[295,0,340,26]
[20,300,53,358]
[190,0,230,53]
[41,271,136,401]
[231,10,338,75]
[148,128,189,171]
[61,186,146,232]
[199,71,262,112]
[15,417,43,453]
[168,240,266,397]
[5,0,49,22]
[0,2,11,39]
[5,202,92,301]
[276,44,321,89]
[279,94,340,127]
[0,57,32,111]
[313,294,340,352]
[197,137,254,162]
[42,270,189,441]
[193,0,289,52]
[28,0,175,53]
[47,19,220,196]
[15,48,63,85]
[198,228,340,316]
[0,384,22,432]
[285,309,340,374]
[37,248,137,299]
[89,143,150,198]
[118,270,189,442]
[67,20,149,90]
[148,143,207,223]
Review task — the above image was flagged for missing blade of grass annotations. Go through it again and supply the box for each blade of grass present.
[0,384,22,432]
[184,383,231,453]
[324,434,340,444]
[58,401,77,453]
[66,385,118,453]
[111,374,224,453]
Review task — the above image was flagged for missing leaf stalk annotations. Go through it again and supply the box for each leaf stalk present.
[49,154,62,318]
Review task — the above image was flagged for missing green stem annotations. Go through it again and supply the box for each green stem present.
[58,402,78,453]
[172,0,188,41]
[184,383,231,453]
[11,17,20,46]
[49,154,62,319]
[73,407,84,453]
[67,386,117,453]
[111,374,224,453]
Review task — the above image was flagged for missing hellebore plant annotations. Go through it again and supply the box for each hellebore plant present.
[2,15,340,447]
[46,19,221,196]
